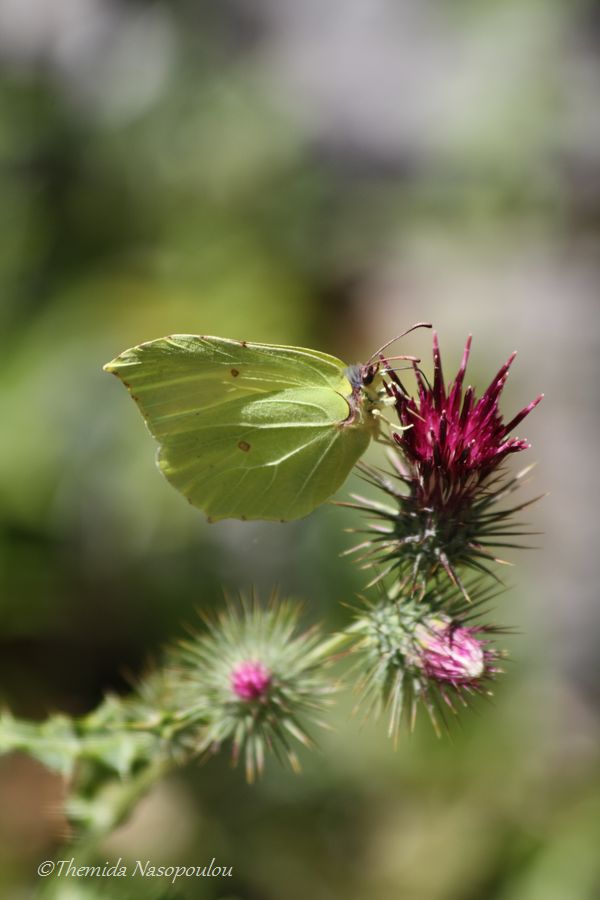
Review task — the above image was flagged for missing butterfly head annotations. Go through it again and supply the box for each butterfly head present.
[344,361,389,428]
[343,324,432,431]
[345,359,384,385]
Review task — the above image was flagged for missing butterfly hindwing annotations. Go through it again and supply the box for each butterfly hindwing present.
[104,335,371,521]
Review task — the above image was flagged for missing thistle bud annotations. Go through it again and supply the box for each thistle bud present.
[414,619,486,684]
[347,587,505,738]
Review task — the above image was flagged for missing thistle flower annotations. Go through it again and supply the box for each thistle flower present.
[346,581,506,739]
[344,334,543,597]
[390,333,542,505]
[169,593,336,781]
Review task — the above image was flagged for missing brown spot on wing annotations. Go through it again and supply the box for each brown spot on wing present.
[238,440,251,452]
[230,368,240,377]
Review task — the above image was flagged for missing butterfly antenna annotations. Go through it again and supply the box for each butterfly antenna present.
[380,365,414,374]
[367,322,432,364]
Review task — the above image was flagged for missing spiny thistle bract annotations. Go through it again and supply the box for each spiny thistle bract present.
[168,593,337,782]
[344,333,543,599]
[346,580,507,739]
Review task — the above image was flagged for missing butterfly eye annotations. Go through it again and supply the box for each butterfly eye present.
[362,365,376,386]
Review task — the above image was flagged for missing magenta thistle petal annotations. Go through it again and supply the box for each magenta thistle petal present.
[231,661,271,701]
[389,333,542,509]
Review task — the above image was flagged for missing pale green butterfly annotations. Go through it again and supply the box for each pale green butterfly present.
[103,324,430,522]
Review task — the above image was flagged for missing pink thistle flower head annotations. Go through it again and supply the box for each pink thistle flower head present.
[414,618,494,685]
[389,332,542,508]
[231,660,271,701]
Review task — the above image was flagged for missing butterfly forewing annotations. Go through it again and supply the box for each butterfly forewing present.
[104,335,371,521]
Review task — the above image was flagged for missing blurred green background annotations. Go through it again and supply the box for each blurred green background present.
[0,0,599,897]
